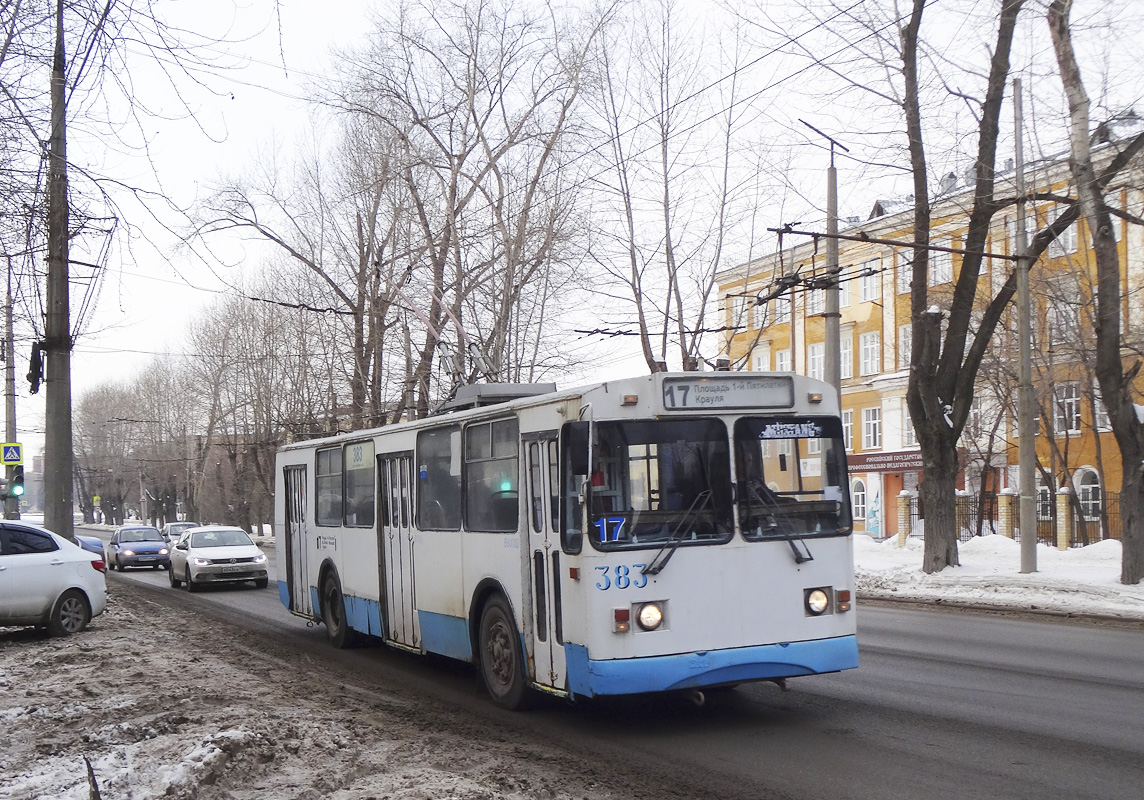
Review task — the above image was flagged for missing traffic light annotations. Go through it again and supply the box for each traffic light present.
[10,466,24,498]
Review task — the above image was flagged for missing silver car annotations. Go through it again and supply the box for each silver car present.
[168,526,269,592]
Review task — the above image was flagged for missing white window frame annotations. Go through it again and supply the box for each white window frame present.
[806,287,825,315]
[807,342,825,381]
[842,409,853,452]
[930,238,953,285]
[860,331,881,376]
[902,400,916,447]
[1054,382,1082,434]
[862,406,882,449]
[840,334,853,380]
[1093,381,1111,430]
[896,251,911,295]
[860,259,880,303]
[774,295,791,323]
[898,324,912,371]
[1048,208,1078,257]
[775,349,791,373]
[851,478,867,521]
[838,274,851,308]
[752,343,771,373]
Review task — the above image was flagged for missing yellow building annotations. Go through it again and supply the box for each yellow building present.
[716,146,1143,538]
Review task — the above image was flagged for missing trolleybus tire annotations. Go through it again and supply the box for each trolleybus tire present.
[321,572,356,648]
[478,595,530,710]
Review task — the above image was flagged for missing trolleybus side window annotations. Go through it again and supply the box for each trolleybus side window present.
[316,447,343,526]
[734,416,852,540]
[465,418,519,532]
[560,421,590,553]
[344,441,376,528]
[417,425,462,530]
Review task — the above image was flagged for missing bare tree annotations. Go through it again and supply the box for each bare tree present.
[1049,0,1144,584]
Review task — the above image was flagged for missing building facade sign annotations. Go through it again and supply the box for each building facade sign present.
[848,450,924,472]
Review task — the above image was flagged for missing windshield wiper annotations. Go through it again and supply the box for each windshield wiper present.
[642,489,713,576]
[743,483,815,563]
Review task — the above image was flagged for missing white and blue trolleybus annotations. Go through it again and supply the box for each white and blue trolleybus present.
[275,372,858,708]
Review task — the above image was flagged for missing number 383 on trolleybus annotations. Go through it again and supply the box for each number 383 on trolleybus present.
[274,372,858,709]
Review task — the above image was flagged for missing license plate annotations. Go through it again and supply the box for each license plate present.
[138,556,157,562]
[220,565,245,573]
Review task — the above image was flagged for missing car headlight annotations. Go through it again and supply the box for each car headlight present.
[253,553,267,564]
[805,588,831,616]
[122,549,135,556]
[159,548,169,555]
[636,602,664,631]
[192,557,210,566]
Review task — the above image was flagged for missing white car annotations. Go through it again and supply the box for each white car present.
[0,524,109,635]
[168,526,269,592]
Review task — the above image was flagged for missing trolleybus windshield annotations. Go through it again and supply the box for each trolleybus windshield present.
[575,418,734,551]
[733,416,852,540]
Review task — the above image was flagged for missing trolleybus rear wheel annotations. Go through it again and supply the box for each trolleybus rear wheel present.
[478,595,529,710]
[321,572,355,648]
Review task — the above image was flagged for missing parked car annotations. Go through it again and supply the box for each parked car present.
[107,525,170,571]
[74,534,106,560]
[0,523,108,635]
[160,521,198,543]
[168,526,269,592]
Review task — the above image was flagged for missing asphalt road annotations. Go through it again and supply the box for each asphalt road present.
[86,526,1144,800]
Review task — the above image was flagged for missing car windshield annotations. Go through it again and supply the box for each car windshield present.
[121,528,163,542]
[568,418,734,551]
[734,416,852,540]
[190,529,254,548]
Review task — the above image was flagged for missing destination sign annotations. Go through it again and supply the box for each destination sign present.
[662,375,793,410]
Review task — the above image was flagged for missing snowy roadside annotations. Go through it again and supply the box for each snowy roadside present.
[854,534,1144,621]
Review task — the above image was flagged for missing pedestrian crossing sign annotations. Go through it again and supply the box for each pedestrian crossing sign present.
[2,443,22,465]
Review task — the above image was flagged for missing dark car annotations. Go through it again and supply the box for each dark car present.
[107,525,171,571]
[74,534,106,559]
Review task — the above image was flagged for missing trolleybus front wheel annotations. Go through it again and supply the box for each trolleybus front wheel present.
[321,571,356,648]
[478,595,530,710]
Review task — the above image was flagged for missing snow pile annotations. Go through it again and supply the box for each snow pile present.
[854,534,1144,619]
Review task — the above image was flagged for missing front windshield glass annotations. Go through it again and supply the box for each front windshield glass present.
[580,418,733,551]
[190,529,255,548]
[123,527,162,542]
[734,417,852,540]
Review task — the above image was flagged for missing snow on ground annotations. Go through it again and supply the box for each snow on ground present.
[855,534,1144,620]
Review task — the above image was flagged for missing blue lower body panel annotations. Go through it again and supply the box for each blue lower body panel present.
[564,635,859,697]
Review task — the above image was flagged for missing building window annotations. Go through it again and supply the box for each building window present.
[1037,484,1052,519]
[902,400,916,447]
[860,259,880,302]
[839,274,851,308]
[1093,382,1111,430]
[730,295,749,329]
[1048,208,1078,256]
[807,437,822,455]
[860,331,881,376]
[1078,471,1101,519]
[897,251,911,294]
[775,349,791,373]
[807,287,825,315]
[851,479,867,521]
[807,342,825,381]
[1054,383,1082,434]
[930,238,953,285]
[840,334,853,380]
[1047,298,1080,345]
[774,295,791,323]
[842,409,853,452]
[862,407,881,449]
[753,299,768,329]
[752,344,771,372]
[898,324,912,370]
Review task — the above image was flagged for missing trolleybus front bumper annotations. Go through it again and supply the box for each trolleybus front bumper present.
[564,634,858,698]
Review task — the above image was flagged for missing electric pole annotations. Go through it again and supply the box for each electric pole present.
[1014,79,1037,573]
[44,0,75,540]
[5,258,18,519]
[801,120,848,400]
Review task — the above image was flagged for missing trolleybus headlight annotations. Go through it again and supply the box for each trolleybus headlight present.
[805,588,830,616]
[636,602,664,631]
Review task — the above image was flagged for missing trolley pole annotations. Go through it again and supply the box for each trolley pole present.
[1014,80,1037,574]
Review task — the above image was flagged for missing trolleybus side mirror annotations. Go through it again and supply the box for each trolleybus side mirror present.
[566,421,590,475]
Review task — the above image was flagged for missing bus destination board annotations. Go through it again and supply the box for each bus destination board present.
[662,375,794,410]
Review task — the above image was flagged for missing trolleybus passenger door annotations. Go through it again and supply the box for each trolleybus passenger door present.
[526,437,567,691]
[380,453,419,648]
[283,465,312,616]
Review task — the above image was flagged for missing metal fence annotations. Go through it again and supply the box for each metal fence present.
[907,491,1121,546]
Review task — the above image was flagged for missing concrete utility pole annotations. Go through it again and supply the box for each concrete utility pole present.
[1014,79,1037,573]
[5,260,18,519]
[44,0,75,540]
[801,120,848,400]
